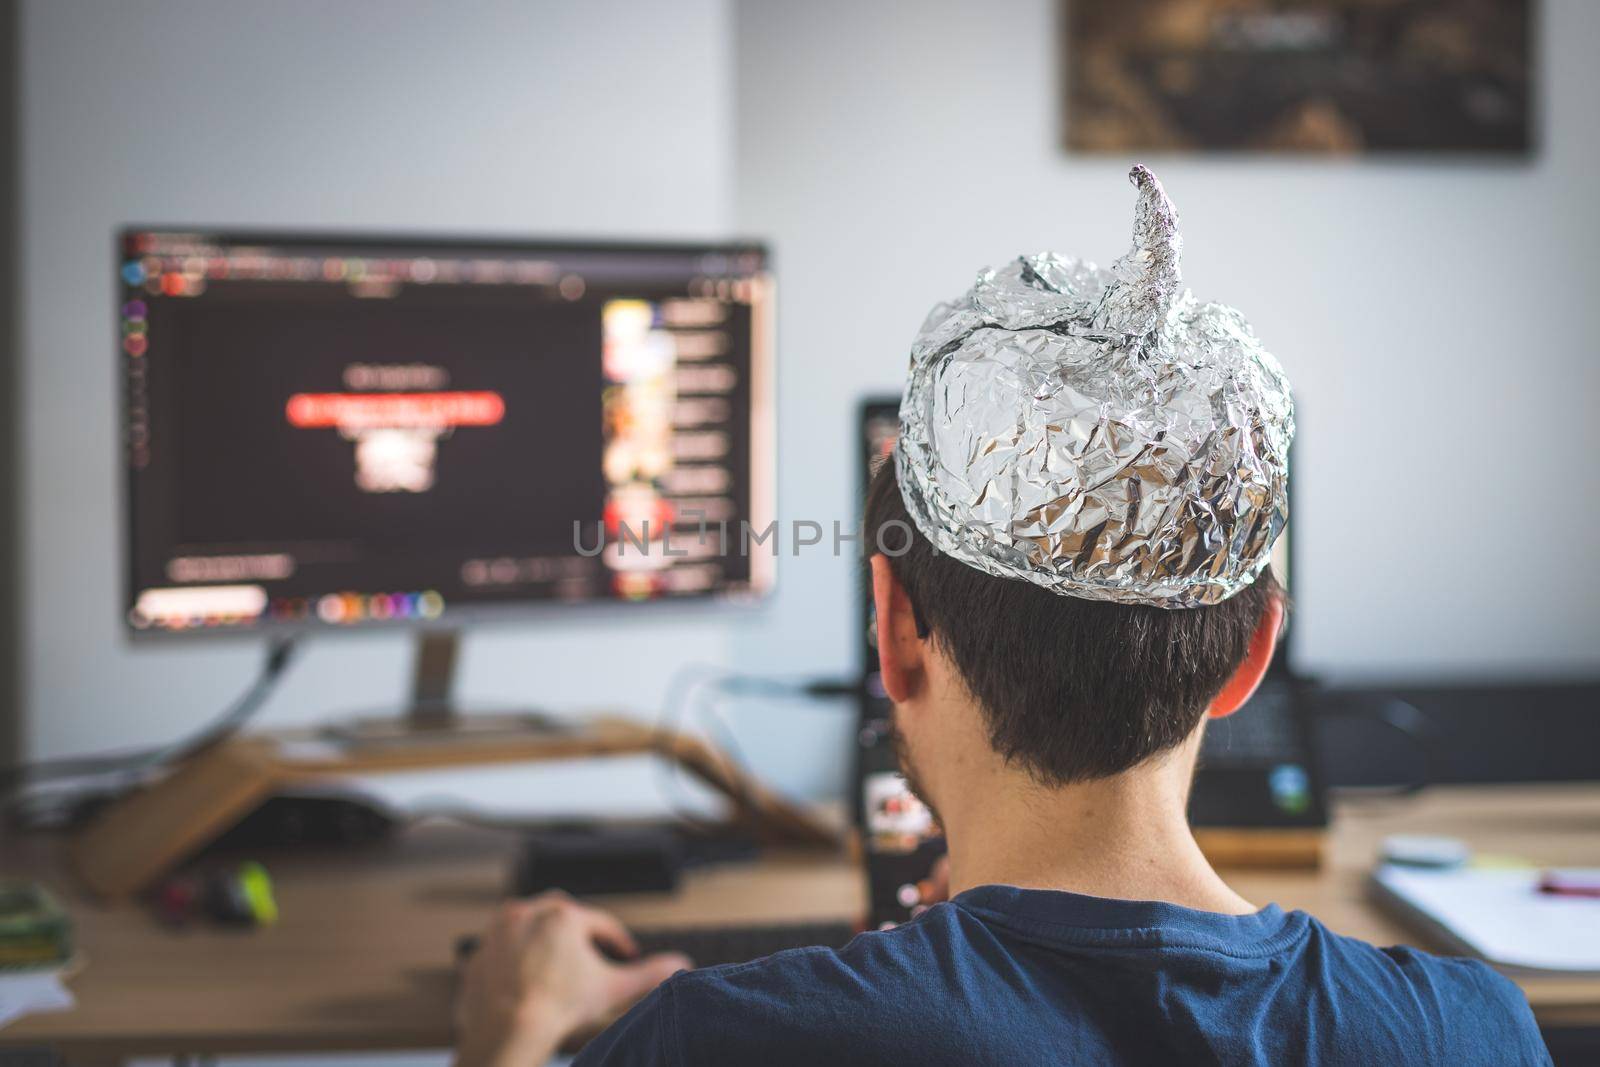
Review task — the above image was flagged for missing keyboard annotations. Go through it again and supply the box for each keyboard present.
[629,920,858,967]
[457,920,858,970]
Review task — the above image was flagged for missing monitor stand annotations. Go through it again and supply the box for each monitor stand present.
[70,629,846,898]
[323,629,567,745]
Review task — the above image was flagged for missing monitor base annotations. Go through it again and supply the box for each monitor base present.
[317,628,576,746]
[321,709,571,747]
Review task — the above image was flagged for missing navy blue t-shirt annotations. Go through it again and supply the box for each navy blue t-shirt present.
[576,885,1549,1066]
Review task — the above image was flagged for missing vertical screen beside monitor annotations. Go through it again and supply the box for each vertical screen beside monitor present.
[119,232,773,634]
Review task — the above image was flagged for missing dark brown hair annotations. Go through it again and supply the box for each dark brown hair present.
[866,460,1279,785]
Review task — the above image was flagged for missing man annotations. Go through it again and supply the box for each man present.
[455,168,1550,1065]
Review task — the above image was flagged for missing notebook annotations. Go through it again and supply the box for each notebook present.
[1371,864,1600,975]
[0,968,74,1030]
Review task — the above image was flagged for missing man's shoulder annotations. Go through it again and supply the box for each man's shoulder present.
[669,922,942,1018]
[578,909,1551,1066]
[1310,913,1523,997]
[575,926,944,1066]
[1303,917,1549,1062]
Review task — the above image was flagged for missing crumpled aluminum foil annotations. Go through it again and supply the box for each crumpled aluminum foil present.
[894,164,1293,608]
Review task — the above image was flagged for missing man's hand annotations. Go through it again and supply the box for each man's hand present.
[453,891,691,1067]
[916,855,951,909]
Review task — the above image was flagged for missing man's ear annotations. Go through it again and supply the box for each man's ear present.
[870,554,926,704]
[1207,592,1285,719]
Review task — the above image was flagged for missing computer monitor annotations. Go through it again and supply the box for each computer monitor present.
[118,231,773,639]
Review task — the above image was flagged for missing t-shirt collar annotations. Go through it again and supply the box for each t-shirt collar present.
[952,883,1307,958]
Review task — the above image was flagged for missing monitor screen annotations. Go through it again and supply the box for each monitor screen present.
[120,231,773,634]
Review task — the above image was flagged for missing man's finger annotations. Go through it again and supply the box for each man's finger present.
[606,952,693,1004]
[492,898,548,938]
[568,902,640,959]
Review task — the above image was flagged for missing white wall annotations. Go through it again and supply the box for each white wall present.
[16,1,752,787]
[731,0,1600,703]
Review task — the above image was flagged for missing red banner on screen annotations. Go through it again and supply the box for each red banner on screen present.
[285,391,506,431]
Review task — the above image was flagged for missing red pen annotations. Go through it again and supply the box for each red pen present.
[1537,870,1600,898]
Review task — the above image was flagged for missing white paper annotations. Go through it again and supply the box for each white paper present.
[1375,865,1600,973]
[0,969,75,1029]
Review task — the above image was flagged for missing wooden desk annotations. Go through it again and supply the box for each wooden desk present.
[4,784,1598,1059]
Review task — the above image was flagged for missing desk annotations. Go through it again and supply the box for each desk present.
[4,784,1599,1059]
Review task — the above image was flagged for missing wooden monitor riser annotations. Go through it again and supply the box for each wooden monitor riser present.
[69,715,842,900]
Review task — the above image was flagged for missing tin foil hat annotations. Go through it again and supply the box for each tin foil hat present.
[894,165,1293,608]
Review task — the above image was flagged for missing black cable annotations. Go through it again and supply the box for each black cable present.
[652,668,857,831]
[128,636,299,770]
[801,678,861,700]
[1317,693,1436,798]
[653,666,737,832]
[0,636,299,803]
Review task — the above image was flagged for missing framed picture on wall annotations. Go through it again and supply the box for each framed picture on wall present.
[1063,0,1533,154]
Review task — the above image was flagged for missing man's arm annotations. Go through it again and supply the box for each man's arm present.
[453,891,690,1067]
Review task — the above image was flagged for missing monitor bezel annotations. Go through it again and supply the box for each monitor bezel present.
[116,227,776,641]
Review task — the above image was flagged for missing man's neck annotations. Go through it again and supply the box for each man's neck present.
[936,736,1256,916]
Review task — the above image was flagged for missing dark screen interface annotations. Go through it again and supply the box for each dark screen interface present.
[121,231,772,633]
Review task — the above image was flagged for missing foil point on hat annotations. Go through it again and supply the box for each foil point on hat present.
[894,165,1293,609]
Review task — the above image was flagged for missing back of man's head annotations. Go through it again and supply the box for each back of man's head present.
[865,458,1280,786]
